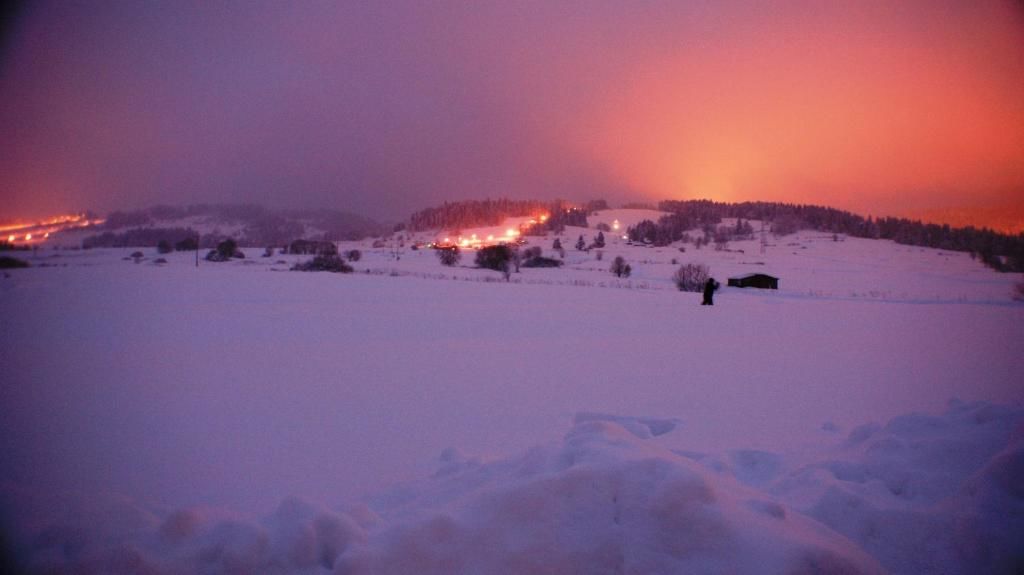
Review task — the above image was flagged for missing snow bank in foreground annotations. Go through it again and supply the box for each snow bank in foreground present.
[4,402,1021,574]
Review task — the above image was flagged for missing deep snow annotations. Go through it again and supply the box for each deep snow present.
[1,215,1022,573]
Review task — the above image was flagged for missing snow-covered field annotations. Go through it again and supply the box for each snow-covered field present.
[2,212,1022,573]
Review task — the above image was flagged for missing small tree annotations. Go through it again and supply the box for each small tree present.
[475,245,513,279]
[673,263,710,292]
[552,238,562,251]
[436,246,461,267]
[610,256,630,278]
[1014,280,1024,302]
[575,235,586,251]
[594,231,606,248]
[346,249,362,262]
[157,240,173,254]
[205,238,242,262]
[217,238,238,259]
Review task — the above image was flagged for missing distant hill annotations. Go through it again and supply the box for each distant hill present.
[76,203,386,249]
[406,198,1024,273]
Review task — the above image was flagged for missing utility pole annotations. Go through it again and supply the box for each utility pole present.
[195,232,200,268]
[760,220,767,256]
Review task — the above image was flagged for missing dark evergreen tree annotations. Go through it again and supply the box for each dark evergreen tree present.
[576,235,586,251]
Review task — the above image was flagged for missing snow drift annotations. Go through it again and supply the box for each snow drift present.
[4,402,1020,574]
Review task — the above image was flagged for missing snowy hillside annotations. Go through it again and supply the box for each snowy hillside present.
[1,215,1022,574]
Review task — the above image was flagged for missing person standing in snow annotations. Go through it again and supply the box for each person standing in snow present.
[702,277,720,306]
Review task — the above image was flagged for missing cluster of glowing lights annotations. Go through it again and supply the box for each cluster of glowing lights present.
[1,213,105,244]
[436,223,529,250]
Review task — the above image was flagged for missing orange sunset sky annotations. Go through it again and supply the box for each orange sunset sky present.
[1,1,1022,230]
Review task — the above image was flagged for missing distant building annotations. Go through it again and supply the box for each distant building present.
[727,273,779,290]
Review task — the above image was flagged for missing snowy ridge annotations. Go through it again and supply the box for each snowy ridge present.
[3,404,1020,573]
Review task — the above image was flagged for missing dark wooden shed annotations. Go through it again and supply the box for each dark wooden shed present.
[727,273,779,290]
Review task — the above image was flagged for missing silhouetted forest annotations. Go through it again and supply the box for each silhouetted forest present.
[407,199,586,232]
[646,200,1024,272]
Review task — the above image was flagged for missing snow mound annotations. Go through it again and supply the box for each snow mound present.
[338,419,883,574]
[3,402,1021,574]
[770,399,1024,574]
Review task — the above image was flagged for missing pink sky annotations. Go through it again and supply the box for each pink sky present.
[1,1,1022,228]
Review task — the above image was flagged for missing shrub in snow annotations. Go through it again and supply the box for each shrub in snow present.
[345,249,362,262]
[575,235,586,251]
[0,256,29,269]
[206,239,244,262]
[521,255,563,268]
[610,256,631,278]
[157,240,173,254]
[263,246,275,257]
[436,246,460,267]
[673,263,710,292]
[474,245,513,276]
[291,254,353,273]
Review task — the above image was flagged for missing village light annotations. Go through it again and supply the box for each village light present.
[487,234,494,241]
[7,235,13,242]
[539,214,548,222]
[506,228,516,237]
[25,233,32,241]
[612,220,620,230]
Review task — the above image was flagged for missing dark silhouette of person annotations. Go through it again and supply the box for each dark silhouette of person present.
[702,277,720,305]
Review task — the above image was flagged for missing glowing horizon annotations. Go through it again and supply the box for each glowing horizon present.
[0,1,1021,230]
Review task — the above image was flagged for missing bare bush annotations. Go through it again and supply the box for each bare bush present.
[291,254,353,273]
[673,263,710,292]
[436,246,461,267]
